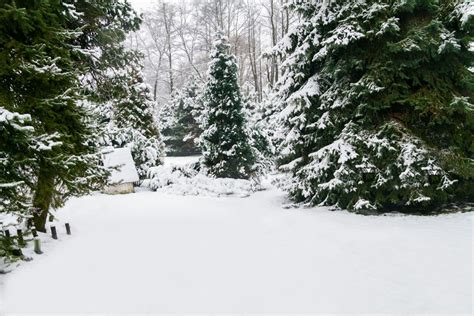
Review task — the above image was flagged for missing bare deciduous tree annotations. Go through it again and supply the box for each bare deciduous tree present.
[131,0,295,103]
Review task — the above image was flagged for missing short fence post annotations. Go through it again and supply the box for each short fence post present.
[65,223,71,235]
[51,226,57,240]
[17,229,25,247]
[34,238,43,254]
[4,228,10,238]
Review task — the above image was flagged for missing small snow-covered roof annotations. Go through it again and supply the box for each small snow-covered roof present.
[103,147,139,184]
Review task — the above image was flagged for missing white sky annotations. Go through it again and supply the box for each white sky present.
[128,0,153,11]
[129,0,185,11]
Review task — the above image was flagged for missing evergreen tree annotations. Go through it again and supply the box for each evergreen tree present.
[242,94,275,175]
[274,0,473,213]
[0,109,30,213]
[68,0,142,111]
[0,109,33,260]
[65,0,141,85]
[160,78,203,156]
[201,33,256,179]
[0,0,108,232]
[68,0,164,180]
[0,110,56,215]
[99,60,165,179]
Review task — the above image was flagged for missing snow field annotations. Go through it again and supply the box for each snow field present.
[1,185,472,314]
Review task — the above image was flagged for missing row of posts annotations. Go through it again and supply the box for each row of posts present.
[1,223,71,255]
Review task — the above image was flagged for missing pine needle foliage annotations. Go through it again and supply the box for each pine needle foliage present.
[161,78,203,156]
[0,0,109,231]
[201,33,256,179]
[274,0,473,213]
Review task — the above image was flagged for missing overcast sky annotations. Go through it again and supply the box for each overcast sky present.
[129,0,188,11]
[128,0,151,11]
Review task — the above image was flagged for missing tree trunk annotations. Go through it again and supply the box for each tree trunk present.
[153,75,158,101]
[32,166,55,232]
[162,2,174,94]
[268,0,279,86]
[247,12,260,101]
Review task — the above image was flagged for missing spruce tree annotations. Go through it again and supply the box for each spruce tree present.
[0,0,109,231]
[99,60,165,179]
[0,109,33,260]
[65,0,141,81]
[274,0,473,213]
[0,109,32,215]
[242,94,275,175]
[161,78,203,156]
[201,33,256,179]
[68,0,164,180]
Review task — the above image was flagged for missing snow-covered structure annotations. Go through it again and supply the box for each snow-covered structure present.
[103,147,139,194]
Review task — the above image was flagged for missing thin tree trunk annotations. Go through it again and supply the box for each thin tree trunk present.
[269,0,279,85]
[32,165,55,232]
[247,9,259,100]
[153,74,159,101]
[258,24,263,102]
[163,2,174,94]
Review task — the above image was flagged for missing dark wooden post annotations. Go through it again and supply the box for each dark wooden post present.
[17,229,25,247]
[65,223,71,235]
[4,228,10,238]
[51,226,58,240]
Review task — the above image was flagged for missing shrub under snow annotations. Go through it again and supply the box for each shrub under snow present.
[142,162,261,197]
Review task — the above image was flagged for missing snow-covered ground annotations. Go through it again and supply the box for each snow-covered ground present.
[162,154,200,166]
[0,158,472,314]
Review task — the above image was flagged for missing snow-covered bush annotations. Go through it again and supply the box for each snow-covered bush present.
[100,125,163,179]
[142,162,260,197]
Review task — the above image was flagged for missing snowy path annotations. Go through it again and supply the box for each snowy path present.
[1,185,472,313]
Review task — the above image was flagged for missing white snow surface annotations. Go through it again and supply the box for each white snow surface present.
[0,158,472,314]
[103,147,139,183]
[163,155,200,166]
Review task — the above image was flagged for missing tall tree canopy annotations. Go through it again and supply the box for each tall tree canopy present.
[274,0,474,213]
[0,0,149,232]
[0,0,111,231]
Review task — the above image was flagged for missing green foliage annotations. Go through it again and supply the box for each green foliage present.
[242,94,276,175]
[275,0,474,213]
[161,78,203,156]
[0,231,21,266]
[201,33,256,179]
[0,0,110,231]
[65,0,141,77]
[0,0,145,231]
[98,61,165,179]
[71,0,164,180]
[0,109,33,215]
